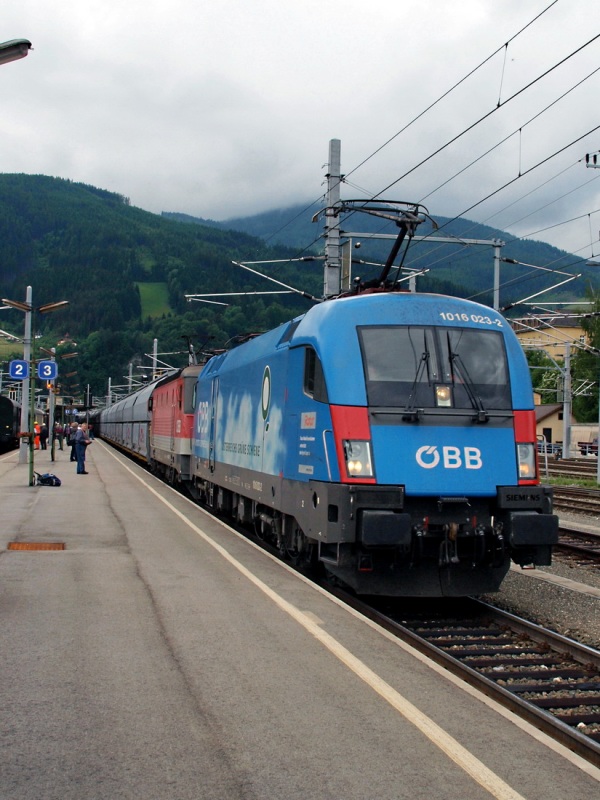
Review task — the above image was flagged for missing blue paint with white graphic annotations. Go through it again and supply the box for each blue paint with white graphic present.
[371,424,517,496]
[8,359,29,380]
[37,360,58,380]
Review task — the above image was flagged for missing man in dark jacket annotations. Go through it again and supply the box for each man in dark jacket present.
[75,422,91,474]
[39,423,49,450]
[68,421,79,462]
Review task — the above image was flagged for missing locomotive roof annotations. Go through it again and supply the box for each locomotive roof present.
[290,292,506,344]
[153,363,203,390]
[200,291,531,408]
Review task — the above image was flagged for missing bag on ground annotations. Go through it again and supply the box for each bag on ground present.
[35,472,62,487]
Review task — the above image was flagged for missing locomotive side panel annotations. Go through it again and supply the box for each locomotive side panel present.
[192,329,290,509]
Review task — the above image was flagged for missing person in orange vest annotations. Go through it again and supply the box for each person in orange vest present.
[34,421,40,450]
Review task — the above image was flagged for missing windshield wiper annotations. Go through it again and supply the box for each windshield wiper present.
[403,333,431,421]
[448,338,488,423]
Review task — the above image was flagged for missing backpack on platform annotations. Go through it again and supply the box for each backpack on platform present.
[35,472,62,487]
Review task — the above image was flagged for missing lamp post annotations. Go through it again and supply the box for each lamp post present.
[0,39,32,66]
[2,288,68,484]
[2,288,32,464]
[40,344,78,462]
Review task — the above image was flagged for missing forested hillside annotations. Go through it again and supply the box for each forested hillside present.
[1,174,597,405]
[0,175,319,395]
[164,203,597,303]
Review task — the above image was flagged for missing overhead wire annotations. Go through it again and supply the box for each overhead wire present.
[310,25,600,282]
[479,159,586,227]
[339,136,600,295]
[332,17,600,282]
[346,15,600,301]
[420,126,600,243]
[417,65,600,207]
[243,2,599,310]
[493,172,600,234]
[342,0,561,185]
[258,2,562,263]
[385,64,600,285]
[398,158,600,279]
[369,33,600,202]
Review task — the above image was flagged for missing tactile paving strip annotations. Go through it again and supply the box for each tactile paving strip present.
[7,542,65,551]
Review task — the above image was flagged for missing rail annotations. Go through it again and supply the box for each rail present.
[327,590,600,767]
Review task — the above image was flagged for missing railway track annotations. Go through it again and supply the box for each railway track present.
[542,457,598,482]
[557,526,600,565]
[552,486,600,516]
[330,592,600,767]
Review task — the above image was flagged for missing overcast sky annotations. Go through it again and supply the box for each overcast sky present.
[1,1,599,262]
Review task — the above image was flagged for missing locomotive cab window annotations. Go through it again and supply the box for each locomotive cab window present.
[184,378,197,415]
[303,347,328,402]
[359,325,511,411]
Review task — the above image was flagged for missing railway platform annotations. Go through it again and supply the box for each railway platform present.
[1,441,599,799]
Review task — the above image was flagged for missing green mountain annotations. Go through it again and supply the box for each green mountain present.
[164,204,597,305]
[0,174,597,401]
[0,175,318,395]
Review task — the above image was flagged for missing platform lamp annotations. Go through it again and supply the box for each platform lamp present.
[1,288,68,484]
[0,39,32,66]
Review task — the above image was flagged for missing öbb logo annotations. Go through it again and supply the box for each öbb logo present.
[197,401,209,436]
[416,445,483,470]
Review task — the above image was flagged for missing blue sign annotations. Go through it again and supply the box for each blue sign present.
[37,360,58,380]
[8,359,29,380]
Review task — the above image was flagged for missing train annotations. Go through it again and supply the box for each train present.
[0,395,20,451]
[95,291,559,597]
[0,395,59,452]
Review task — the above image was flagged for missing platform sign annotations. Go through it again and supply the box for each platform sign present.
[8,359,29,380]
[37,360,58,381]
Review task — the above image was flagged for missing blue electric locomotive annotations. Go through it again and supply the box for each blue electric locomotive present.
[191,291,558,597]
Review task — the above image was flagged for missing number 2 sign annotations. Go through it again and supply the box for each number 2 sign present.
[8,359,29,380]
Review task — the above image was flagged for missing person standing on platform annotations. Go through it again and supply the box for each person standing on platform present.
[75,422,91,474]
[68,421,79,462]
[54,421,64,451]
[39,423,49,450]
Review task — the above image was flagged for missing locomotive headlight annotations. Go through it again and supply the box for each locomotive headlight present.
[517,443,537,480]
[343,440,373,478]
[435,384,453,407]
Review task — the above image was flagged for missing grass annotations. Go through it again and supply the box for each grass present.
[0,339,22,361]
[546,476,599,489]
[136,282,171,318]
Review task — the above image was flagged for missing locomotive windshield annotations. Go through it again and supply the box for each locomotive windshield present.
[359,325,511,410]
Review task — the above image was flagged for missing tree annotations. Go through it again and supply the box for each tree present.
[571,291,600,423]
[526,349,561,404]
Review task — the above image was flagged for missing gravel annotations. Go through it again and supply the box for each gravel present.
[481,511,600,651]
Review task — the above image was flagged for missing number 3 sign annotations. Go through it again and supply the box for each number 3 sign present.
[37,360,58,380]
